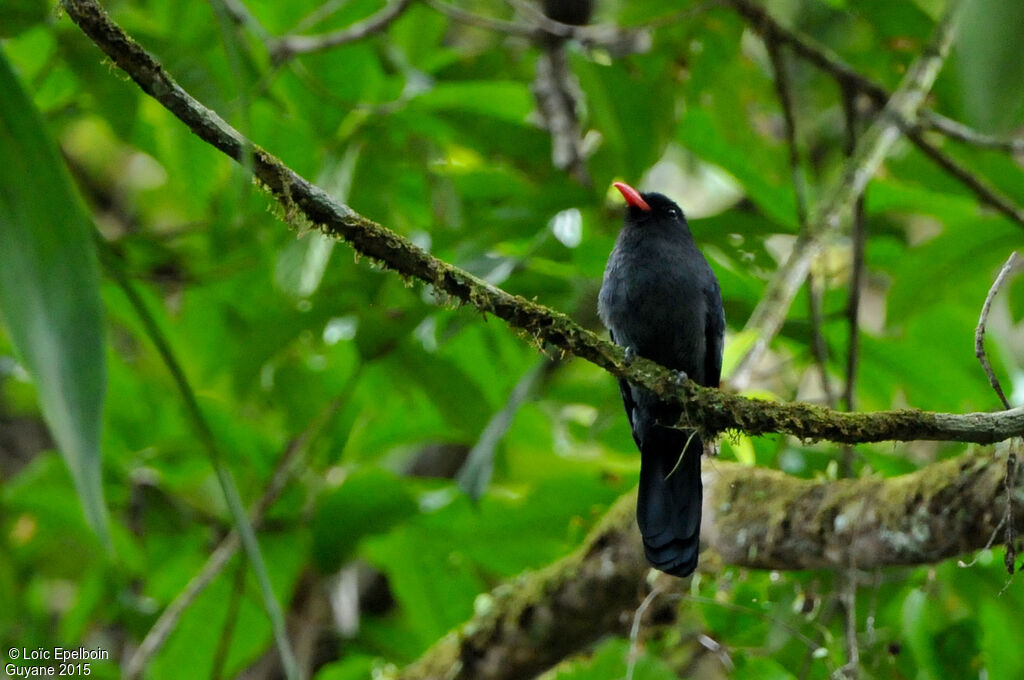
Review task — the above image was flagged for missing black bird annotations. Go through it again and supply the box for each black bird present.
[598,182,724,577]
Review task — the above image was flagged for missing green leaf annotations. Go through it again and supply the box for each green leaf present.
[274,232,336,299]
[979,598,1024,680]
[311,468,418,572]
[0,0,48,37]
[411,81,533,124]
[733,655,798,680]
[0,49,109,544]
[550,638,676,680]
[679,109,797,230]
[902,588,942,680]
[364,522,484,649]
[314,656,377,680]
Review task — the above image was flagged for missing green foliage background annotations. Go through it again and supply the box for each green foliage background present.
[2,0,1024,678]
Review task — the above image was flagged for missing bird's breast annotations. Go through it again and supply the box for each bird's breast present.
[598,239,709,374]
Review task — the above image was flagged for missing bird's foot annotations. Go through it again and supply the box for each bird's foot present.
[623,346,637,365]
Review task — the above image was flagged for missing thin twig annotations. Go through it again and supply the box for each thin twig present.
[837,83,865,679]
[925,111,1024,154]
[974,251,1022,576]
[209,558,247,680]
[840,82,866,478]
[1003,448,1020,575]
[838,571,860,680]
[626,584,665,680]
[765,34,809,227]
[841,131,865,413]
[123,392,348,679]
[807,272,837,406]
[422,0,536,37]
[765,31,837,407]
[975,251,1019,410]
[682,595,831,669]
[908,136,1024,228]
[96,238,301,680]
[290,0,350,34]
[728,0,1024,231]
[728,0,963,389]
[271,0,414,62]
[425,0,650,55]
[211,0,270,41]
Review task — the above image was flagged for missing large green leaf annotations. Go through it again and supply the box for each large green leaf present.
[0,50,109,544]
[311,468,418,572]
[550,638,676,680]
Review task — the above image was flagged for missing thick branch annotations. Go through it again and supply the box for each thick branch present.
[59,0,1024,446]
[390,449,1023,680]
[706,450,1023,569]
[393,495,647,680]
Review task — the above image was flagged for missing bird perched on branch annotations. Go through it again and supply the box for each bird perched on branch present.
[598,182,724,577]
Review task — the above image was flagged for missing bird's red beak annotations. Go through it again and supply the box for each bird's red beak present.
[612,182,651,211]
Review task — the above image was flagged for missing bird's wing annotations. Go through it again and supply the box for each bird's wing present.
[610,328,643,449]
[703,280,725,388]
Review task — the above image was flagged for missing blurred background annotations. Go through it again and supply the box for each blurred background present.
[2,0,1024,678]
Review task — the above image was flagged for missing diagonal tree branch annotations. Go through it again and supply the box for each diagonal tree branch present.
[728,0,962,388]
[728,0,1024,230]
[270,0,414,62]
[388,448,1023,680]
[59,0,1024,449]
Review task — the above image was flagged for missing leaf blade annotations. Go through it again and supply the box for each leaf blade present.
[0,49,109,544]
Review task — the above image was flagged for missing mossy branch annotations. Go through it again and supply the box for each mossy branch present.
[388,448,1023,680]
[59,0,1024,447]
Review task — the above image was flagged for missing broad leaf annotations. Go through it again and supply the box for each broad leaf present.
[0,50,109,544]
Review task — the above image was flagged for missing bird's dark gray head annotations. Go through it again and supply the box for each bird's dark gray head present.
[612,182,686,227]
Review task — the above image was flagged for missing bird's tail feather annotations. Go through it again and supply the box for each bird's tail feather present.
[637,428,702,577]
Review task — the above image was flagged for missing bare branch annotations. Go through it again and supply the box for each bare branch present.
[925,111,1024,154]
[975,251,1019,410]
[212,0,270,41]
[764,34,837,410]
[729,0,1024,231]
[532,44,591,182]
[807,271,837,406]
[123,394,347,679]
[729,1,963,389]
[422,0,536,37]
[271,0,414,62]
[764,33,809,227]
[391,449,1023,680]
[395,492,649,680]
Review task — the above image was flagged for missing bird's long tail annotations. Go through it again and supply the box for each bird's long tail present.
[637,427,703,577]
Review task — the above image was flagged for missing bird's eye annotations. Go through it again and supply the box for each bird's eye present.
[668,208,680,218]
